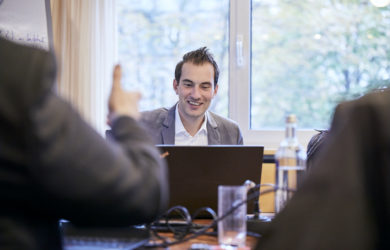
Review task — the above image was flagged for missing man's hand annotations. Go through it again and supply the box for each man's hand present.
[108,65,141,125]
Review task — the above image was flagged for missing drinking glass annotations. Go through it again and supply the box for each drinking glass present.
[218,185,247,247]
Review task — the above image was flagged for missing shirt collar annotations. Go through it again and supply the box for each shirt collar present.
[175,104,208,136]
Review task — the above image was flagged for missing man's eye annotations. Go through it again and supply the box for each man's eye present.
[184,83,193,87]
[201,84,211,89]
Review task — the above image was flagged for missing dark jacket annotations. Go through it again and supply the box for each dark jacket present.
[0,38,168,250]
[256,89,390,250]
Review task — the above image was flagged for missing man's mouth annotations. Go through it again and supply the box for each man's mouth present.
[188,100,201,106]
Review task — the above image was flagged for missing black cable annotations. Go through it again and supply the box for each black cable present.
[143,184,296,248]
[148,205,192,241]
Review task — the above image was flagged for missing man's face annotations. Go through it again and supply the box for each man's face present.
[173,62,218,123]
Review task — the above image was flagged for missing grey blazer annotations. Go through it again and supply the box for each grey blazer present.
[140,104,244,145]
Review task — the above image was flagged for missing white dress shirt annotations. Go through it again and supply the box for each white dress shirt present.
[174,105,208,145]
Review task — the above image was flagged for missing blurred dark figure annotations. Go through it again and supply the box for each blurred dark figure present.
[256,88,390,250]
[0,37,168,250]
[306,130,329,171]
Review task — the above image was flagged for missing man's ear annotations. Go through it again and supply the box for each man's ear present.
[173,79,179,94]
[213,84,219,97]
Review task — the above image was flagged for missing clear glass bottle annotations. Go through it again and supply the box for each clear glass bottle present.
[274,114,306,213]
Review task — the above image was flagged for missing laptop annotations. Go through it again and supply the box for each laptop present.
[60,220,150,250]
[156,145,264,218]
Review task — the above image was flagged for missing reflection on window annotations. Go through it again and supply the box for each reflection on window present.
[117,0,229,116]
[251,0,390,129]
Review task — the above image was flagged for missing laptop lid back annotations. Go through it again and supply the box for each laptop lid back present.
[157,145,264,217]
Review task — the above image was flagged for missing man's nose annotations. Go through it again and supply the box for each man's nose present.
[190,85,201,98]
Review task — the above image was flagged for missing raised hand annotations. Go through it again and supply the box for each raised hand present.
[107,65,141,125]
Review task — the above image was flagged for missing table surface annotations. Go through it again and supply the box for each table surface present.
[62,214,274,249]
[152,232,258,249]
[145,216,271,249]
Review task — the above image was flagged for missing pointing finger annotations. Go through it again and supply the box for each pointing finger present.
[112,64,122,91]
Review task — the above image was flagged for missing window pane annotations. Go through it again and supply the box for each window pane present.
[251,0,390,129]
[117,0,229,116]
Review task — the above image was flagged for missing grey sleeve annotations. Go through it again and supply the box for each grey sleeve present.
[29,92,168,226]
[237,127,244,145]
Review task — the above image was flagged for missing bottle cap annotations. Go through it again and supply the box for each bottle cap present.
[286,114,297,123]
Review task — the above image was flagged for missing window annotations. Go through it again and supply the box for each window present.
[116,0,229,117]
[117,0,390,148]
[251,0,390,130]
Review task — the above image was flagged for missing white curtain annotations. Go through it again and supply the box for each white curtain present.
[50,0,117,135]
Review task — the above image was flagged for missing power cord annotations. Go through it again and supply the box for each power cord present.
[143,183,296,248]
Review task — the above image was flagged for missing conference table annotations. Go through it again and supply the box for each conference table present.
[145,213,274,249]
[147,219,259,249]
[62,214,274,249]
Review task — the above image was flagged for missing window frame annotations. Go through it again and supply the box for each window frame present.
[114,0,318,149]
[229,0,317,149]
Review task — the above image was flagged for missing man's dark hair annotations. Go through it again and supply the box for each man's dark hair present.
[174,47,219,87]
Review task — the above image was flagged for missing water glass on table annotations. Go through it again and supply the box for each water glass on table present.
[218,185,247,248]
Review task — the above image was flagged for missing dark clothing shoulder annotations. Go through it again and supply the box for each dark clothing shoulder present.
[256,89,390,250]
[0,38,168,250]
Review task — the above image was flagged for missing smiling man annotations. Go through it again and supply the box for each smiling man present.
[140,47,243,145]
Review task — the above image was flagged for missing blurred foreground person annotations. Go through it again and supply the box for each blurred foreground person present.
[0,37,168,250]
[256,89,390,250]
[306,130,329,171]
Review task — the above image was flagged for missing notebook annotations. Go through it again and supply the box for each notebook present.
[156,145,264,217]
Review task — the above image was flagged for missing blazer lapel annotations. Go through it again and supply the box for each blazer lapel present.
[206,112,221,145]
[161,105,176,144]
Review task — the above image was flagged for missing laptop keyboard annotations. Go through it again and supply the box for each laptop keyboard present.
[60,220,150,250]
